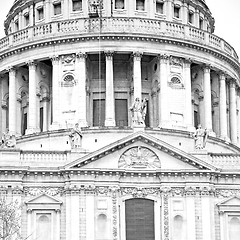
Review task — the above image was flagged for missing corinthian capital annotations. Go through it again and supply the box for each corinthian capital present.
[105,51,114,60]
[26,60,37,70]
[132,52,142,61]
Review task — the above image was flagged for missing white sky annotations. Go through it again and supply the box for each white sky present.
[0,0,239,56]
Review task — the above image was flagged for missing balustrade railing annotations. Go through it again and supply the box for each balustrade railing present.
[20,151,69,165]
[210,154,240,169]
[0,17,238,61]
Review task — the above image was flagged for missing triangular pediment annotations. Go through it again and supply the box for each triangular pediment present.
[65,132,216,171]
[26,194,62,205]
[218,196,240,206]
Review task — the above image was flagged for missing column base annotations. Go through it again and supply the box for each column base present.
[49,122,60,131]
[25,127,40,135]
[78,119,88,128]
[105,119,116,127]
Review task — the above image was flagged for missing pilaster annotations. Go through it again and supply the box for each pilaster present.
[237,93,240,145]
[105,51,116,127]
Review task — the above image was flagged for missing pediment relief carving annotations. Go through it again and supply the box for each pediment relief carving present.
[118,146,160,169]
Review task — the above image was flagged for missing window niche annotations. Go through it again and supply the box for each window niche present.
[115,0,125,9]
[188,11,194,24]
[72,0,82,11]
[174,5,180,19]
[24,13,30,27]
[136,0,145,11]
[53,2,62,15]
[156,0,164,14]
[37,7,44,20]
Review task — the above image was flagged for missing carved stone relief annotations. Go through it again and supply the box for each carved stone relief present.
[118,146,161,169]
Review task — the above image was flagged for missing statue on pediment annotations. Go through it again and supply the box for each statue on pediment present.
[69,123,82,149]
[130,97,148,126]
[193,124,208,149]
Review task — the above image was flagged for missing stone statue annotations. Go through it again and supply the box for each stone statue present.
[130,97,148,126]
[193,124,208,149]
[0,130,16,148]
[69,123,82,149]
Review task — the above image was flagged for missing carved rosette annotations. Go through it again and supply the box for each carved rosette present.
[118,146,160,169]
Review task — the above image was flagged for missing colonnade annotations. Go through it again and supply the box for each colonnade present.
[1,52,240,145]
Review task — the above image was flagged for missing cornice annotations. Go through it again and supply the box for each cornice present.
[0,34,239,81]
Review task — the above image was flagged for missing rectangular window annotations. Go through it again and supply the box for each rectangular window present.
[174,6,180,18]
[115,0,124,9]
[72,0,82,11]
[15,20,19,31]
[40,107,43,132]
[22,112,27,135]
[93,99,105,127]
[156,1,164,14]
[54,3,62,15]
[24,13,29,26]
[115,99,128,127]
[37,7,44,20]
[136,0,145,11]
[199,18,203,29]
[188,11,194,24]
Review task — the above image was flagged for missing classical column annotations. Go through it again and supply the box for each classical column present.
[184,59,193,129]
[229,80,237,144]
[237,94,240,145]
[166,0,173,21]
[50,56,60,130]
[158,54,169,127]
[42,98,49,132]
[203,65,212,130]
[104,51,115,127]
[45,0,51,22]
[182,2,188,24]
[219,73,228,139]
[8,67,17,135]
[26,61,39,134]
[133,52,142,101]
[76,52,88,127]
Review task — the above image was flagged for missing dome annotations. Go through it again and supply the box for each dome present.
[0,0,240,240]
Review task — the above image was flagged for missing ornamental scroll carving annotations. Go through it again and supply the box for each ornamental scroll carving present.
[24,187,63,196]
[118,146,160,169]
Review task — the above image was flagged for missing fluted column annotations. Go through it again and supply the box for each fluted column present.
[76,52,88,127]
[219,73,228,139]
[133,52,142,101]
[104,51,115,127]
[158,54,169,127]
[8,67,17,135]
[184,59,193,129]
[50,56,60,130]
[229,80,237,144]
[203,65,212,130]
[26,61,39,134]
[166,0,173,21]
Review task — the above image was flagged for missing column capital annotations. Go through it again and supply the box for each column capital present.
[27,60,37,70]
[157,54,169,64]
[76,52,87,61]
[7,66,17,76]
[219,71,227,80]
[184,58,192,66]
[50,55,60,65]
[230,79,237,88]
[105,51,114,60]
[132,51,142,61]
[202,64,211,73]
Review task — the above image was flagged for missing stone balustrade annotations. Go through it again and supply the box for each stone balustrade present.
[0,17,238,61]
[20,151,69,166]
[210,154,240,169]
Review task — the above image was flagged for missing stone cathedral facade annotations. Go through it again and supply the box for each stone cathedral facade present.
[0,0,240,239]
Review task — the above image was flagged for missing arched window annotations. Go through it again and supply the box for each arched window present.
[229,217,240,240]
[171,77,181,84]
[173,215,183,240]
